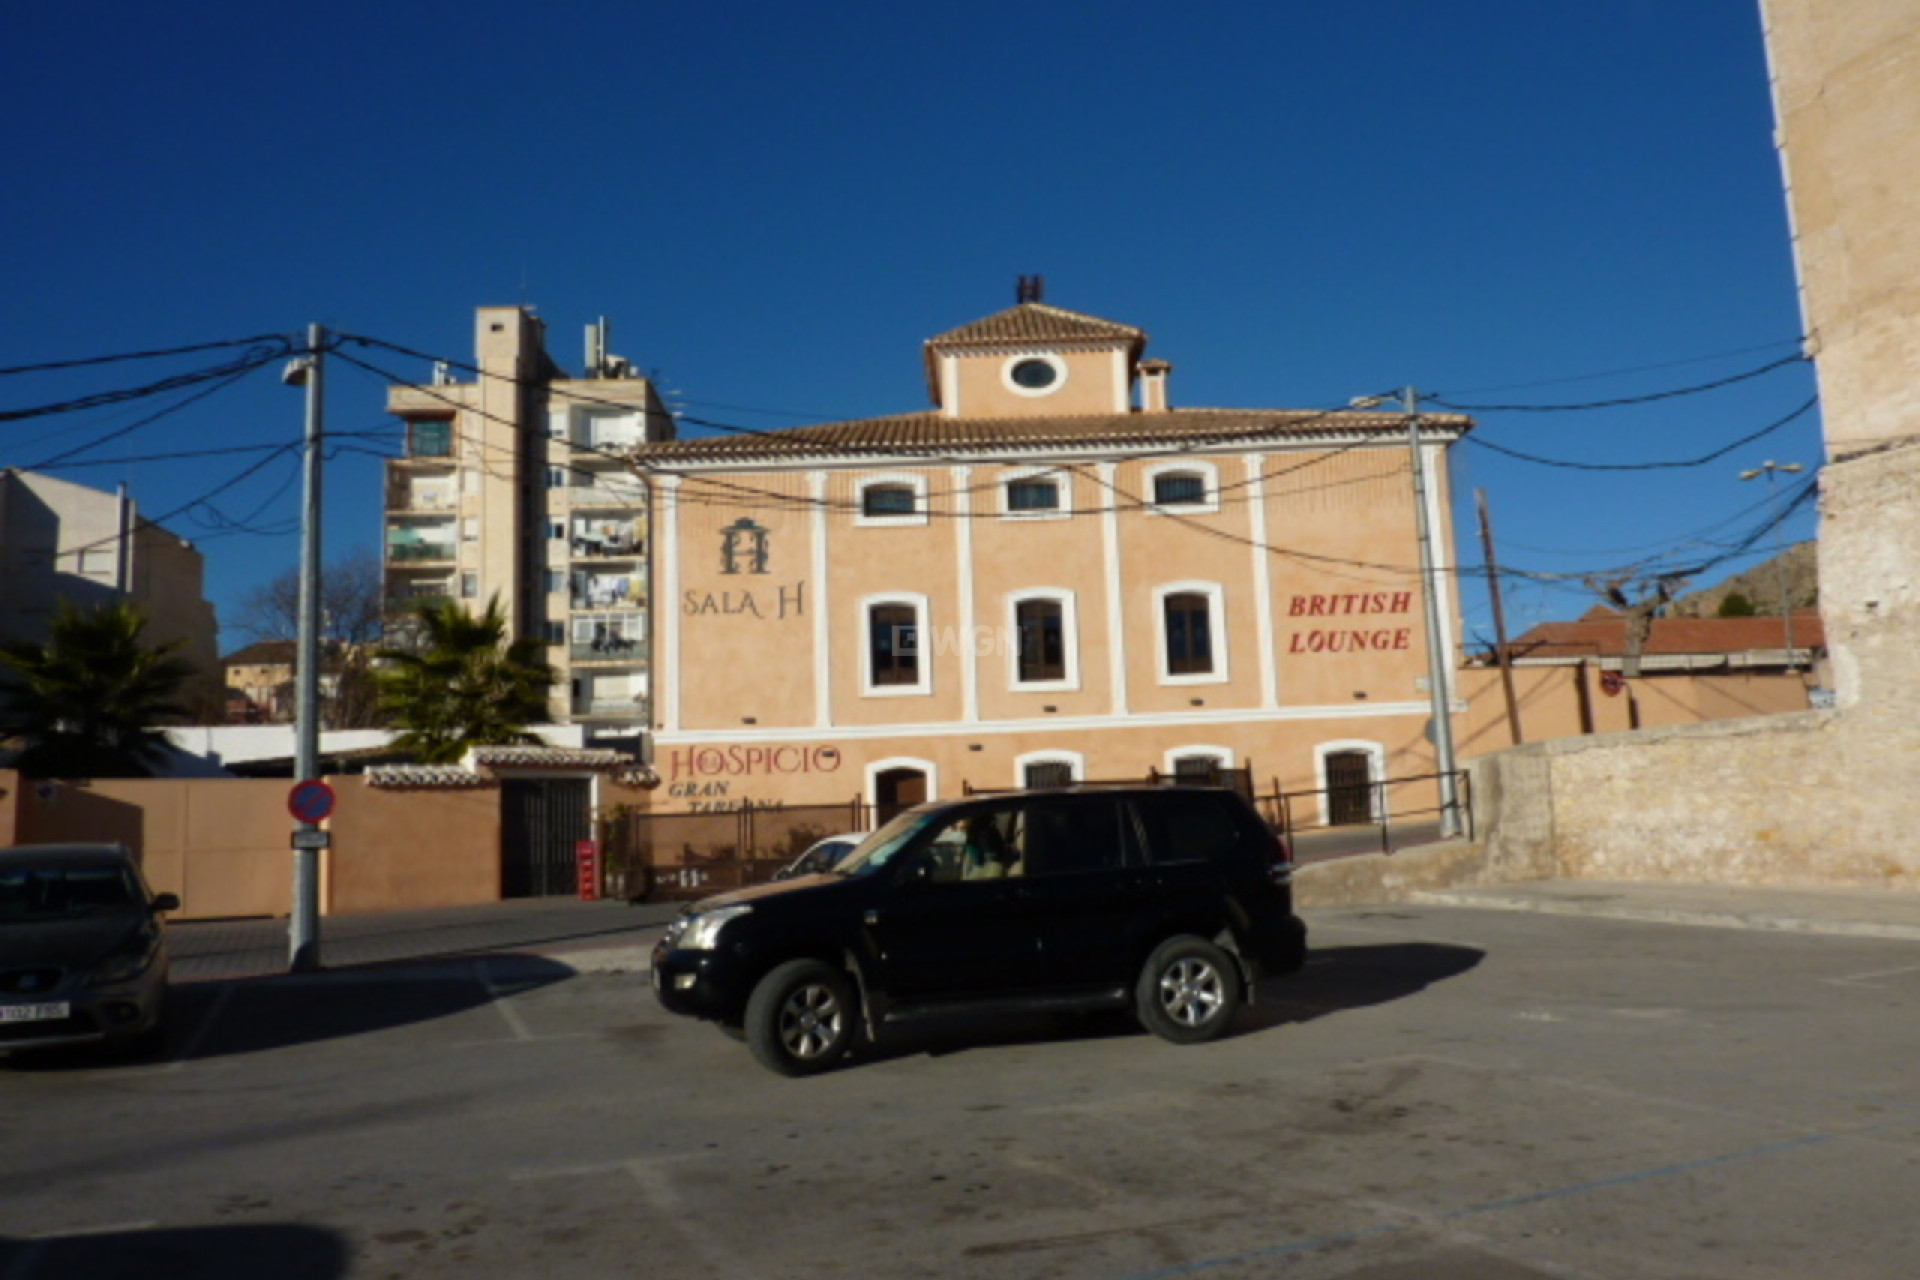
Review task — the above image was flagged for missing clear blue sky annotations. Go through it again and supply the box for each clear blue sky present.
[2,1,1820,655]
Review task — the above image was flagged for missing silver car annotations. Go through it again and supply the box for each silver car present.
[0,844,177,1055]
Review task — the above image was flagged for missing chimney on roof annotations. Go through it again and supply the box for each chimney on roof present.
[1139,358,1173,413]
[1017,274,1045,304]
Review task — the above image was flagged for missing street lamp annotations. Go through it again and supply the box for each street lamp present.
[1737,460,1805,673]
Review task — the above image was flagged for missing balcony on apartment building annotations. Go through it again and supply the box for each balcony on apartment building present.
[563,474,646,511]
[569,516,645,562]
[571,671,648,720]
[386,524,457,565]
[570,570,642,612]
[386,475,458,512]
[570,612,648,665]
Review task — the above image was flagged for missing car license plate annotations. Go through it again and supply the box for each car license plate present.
[0,1002,69,1024]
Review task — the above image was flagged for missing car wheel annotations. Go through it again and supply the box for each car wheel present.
[1136,936,1242,1045]
[744,959,856,1076]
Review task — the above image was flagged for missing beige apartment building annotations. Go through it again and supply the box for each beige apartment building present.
[0,467,220,704]
[629,295,1472,822]
[383,307,674,747]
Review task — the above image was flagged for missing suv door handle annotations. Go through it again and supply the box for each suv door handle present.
[864,909,879,927]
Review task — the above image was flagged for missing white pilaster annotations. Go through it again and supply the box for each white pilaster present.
[1099,461,1129,715]
[1245,454,1279,709]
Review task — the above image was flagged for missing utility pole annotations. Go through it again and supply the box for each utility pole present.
[1476,488,1524,746]
[288,324,326,973]
[1405,388,1463,837]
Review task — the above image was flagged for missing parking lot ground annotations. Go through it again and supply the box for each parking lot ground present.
[5,901,1919,1279]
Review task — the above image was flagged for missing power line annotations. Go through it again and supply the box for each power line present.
[0,334,299,378]
[1464,395,1819,471]
[1428,351,1806,413]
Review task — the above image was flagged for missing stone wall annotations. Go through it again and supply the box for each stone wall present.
[1466,2,1920,896]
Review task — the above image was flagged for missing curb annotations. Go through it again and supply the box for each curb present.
[1408,889,1920,942]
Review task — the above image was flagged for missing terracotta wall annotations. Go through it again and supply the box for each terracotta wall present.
[325,779,500,913]
[17,777,294,919]
[10,774,504,919]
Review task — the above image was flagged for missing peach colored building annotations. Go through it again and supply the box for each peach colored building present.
[630,294,1472,824]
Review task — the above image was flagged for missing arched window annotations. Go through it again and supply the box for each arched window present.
[1145,460,1220,514]
[1154,582,1228,684]
[1008,589,1079,690]
[854,474,929,526]
[861,594,930,695]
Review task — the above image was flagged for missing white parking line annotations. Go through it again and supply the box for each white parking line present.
[1825,962,1920,987]
[474,959,533,1041]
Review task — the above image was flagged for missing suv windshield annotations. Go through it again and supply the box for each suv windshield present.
[833,809,937,877]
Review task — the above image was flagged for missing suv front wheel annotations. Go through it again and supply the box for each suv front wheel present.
[1137,936,1242,1044]
[745,959,857,1076]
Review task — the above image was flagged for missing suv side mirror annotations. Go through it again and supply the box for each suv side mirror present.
[151,892,181,913]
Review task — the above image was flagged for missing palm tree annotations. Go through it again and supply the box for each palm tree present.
[0,601,195,777]
[375,595,556,764]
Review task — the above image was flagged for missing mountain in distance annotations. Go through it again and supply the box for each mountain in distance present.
[1667,541,1818,618]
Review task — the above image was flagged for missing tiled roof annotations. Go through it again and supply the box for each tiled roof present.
[469,746,634,771]
[925,303,1146,349]
[365,765,495,789]
[629,407,1471,466]
[1507,611,1826,662]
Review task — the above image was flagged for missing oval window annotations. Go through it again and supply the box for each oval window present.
[1009,358,1059,390]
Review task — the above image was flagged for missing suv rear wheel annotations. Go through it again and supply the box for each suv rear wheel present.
[1137,936,1242,1044]
[745,959,857,1076]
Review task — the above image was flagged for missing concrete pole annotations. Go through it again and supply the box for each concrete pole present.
[1406,388,1463,837]
[291,324,326,973]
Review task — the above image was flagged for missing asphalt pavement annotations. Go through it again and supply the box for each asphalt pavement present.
[167,865,1920,984]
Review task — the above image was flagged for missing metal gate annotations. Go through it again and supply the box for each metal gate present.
[1325,751,1375,825]
[502,778,592,898]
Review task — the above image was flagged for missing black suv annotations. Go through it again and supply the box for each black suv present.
[651,785,1307,1075]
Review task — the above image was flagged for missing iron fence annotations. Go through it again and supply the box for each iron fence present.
[599,799,873,902]
[1258,770,1473,857]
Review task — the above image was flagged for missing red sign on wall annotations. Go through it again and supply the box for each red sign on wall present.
[576,840,600,901]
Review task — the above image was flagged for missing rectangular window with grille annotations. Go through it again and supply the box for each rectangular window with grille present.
[1164,593,1214,675]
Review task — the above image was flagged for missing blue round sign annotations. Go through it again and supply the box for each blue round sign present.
[288,779,337,824]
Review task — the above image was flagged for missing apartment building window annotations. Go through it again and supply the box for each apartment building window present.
[1156,582,1227,683]
[1145,461,1219,514]
[545,621,566,646]
[864,485,914,517]
[1016,600,1065,682]
[1154,471,1206,506]
[463,518,479,543]
[546,467,567,490]
[410,420,454,458]
[855,474,929,526]
[863,595,929,695]
[460,572,479,600]
[545,570,565,595]
[1021,757,1079,788]
[549,519,565,541]
[1008,477,1059,513]
[1009,590,1078,690]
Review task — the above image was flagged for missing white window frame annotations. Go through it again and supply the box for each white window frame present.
[1164,745,1237,774]
[853,473,930,527]
[860,592,932,697]
[866,756,940,809]
[1014,749,1085,789]
[1153,580,1229,686]
[1144,459,1220,515]
[999,466,1072,521]
[1006,588,1081,692]
[1001,351,1069,398]
[1314,740,1386,825]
